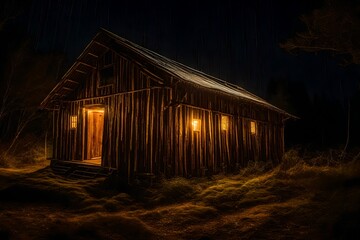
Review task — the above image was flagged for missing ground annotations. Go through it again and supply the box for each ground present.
[1,150,360,240]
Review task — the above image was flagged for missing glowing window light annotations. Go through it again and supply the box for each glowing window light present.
[221,115,229,131]
[250,121,256,135]
[192,119,201,132]
[70,115,77,129]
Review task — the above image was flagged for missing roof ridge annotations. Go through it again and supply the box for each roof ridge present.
[100,29,291,115]
[41,28,294,117]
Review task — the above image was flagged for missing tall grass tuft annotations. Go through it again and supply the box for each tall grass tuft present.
[0,134,49,168]
[150,177,201,205]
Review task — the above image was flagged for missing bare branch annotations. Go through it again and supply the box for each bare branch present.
[281,43,342,53]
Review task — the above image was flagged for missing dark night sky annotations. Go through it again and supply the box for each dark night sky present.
[7,0,360,100]
[2,0,360,147]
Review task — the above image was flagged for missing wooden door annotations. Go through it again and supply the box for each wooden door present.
[86,110,104,160]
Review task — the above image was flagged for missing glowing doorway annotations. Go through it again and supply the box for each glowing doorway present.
[84,107,104,165]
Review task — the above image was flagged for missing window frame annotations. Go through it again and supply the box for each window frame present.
[97,51,115,88]
[70,115,78,130]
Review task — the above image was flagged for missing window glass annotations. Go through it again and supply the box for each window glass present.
[99,66,114,87]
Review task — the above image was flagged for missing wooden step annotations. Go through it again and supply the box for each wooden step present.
[50,160,116,179]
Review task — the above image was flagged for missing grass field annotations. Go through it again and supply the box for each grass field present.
[0,150,360,239]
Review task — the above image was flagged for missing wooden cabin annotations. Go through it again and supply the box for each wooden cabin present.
[41,29,293,180]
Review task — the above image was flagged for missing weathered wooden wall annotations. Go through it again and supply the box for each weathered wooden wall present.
[53,49,285,180]
[162,103,284,177]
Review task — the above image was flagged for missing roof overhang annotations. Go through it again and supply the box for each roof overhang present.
[40,28,296,119]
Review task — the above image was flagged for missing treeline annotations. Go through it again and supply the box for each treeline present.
[0,3,65,161]
[267,78,360,149]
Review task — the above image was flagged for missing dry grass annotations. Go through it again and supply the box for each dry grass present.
[44,213,158,240]
[0,134,49,168]
[0,149,360,239]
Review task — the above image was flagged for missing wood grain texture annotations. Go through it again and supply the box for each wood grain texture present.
[52,49,287,182]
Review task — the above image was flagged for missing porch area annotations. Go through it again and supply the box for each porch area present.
[50,160,116,179]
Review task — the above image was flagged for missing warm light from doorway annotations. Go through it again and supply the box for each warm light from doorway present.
[87,109,105,113]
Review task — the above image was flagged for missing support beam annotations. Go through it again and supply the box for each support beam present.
[77,61,96,69]
[88,52,99,58]
[93,40,109,50]
[65,79,80,84]
[75,69,87,74]
[62,87,74,91]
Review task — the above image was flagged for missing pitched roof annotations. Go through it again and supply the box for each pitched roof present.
[41,29,293,117]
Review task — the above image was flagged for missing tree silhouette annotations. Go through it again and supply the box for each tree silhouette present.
[281,0,360,151]
[281,0,360,65]
[0,3,64,160]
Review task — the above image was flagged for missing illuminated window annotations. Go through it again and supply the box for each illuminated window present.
[221,115,229,131]
[70,115,77,129]
[250,121,256,135]
[192,119,201,132]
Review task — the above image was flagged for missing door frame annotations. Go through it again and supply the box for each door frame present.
[81,104,105,165]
